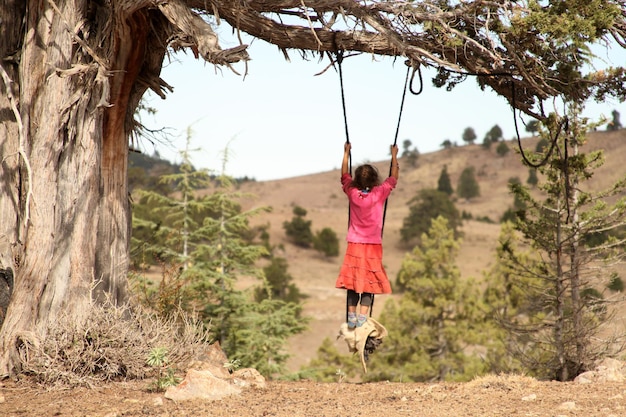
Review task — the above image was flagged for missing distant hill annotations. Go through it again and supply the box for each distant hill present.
[231,130,626,372]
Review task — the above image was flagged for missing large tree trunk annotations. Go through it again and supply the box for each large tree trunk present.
[0,0,245,377]
[0,1,106,376]
[0,1,162,377]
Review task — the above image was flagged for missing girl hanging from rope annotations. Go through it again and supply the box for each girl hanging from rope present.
[335,142,399,329]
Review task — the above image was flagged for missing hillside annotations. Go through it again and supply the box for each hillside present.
[234,130,626,372]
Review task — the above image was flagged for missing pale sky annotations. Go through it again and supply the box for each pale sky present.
[140,35,626,181]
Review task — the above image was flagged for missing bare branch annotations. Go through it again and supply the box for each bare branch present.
[158,0,249,66]
[0,63,32,239]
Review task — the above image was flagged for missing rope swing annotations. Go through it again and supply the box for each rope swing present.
[335,52,422,320]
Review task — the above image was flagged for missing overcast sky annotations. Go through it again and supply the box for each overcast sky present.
[140,35,626,181]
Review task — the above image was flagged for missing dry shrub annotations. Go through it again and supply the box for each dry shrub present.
[464,373,540,391]
[21,301,210,387]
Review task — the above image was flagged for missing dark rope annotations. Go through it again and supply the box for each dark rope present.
[337,51,353,323]
[337,51,352,168]
[381,64,422,238]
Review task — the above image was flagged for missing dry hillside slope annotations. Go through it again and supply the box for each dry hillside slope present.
[235,131,626,373]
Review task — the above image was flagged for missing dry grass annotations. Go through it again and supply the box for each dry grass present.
[21,302,209,387]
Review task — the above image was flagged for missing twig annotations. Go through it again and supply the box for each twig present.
[0,62,33,237]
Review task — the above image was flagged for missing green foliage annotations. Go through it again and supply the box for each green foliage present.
[527,168,539,187]
[131,136,307,378]
[485,124,504,144]
[366,217,492,382]
[462,127,477,144]
[283,206,314,248]
[301,338,362,382]
[496,141,510,157]
[313,227,340,257]
[456,166,480,200]
[508,0,622,104]
[489,108,626,381]
[501,177,527,224]
[401,139,420,167]
[128,151,180,194]
[225,299,308,377]
[146,347,180,392]
[607,274,624,293]
[526,120,541,136]
[535,137,549,153]
[400,189,461,247]
[437,165,453,195]
[255,256,308,305]
[440,139,453,149]
[607,109,623,131]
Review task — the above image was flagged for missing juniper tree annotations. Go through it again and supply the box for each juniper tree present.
[457,166,480,201]
[490,109,626,381]
[367,217,490,382]
[400,189,461,249]
[437,165,453,196]
[283,206,314,248]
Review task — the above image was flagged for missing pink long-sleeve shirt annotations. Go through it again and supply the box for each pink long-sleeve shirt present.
[341,173,397,244]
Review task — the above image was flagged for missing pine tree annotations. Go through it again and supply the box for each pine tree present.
[131,136,307,377]
[302,338,362,382]
[437,165,453,196]
[457,166,480,200]
[491,108,626,381]
[607,109,623,131]
[255,256,307,305]
[527,168,539,187]
[496,141,510,157]
[462,127,477,145]
[400,189,461,248]
[366,217,490,382]
[283,206,314,248]
[313,227,340,257]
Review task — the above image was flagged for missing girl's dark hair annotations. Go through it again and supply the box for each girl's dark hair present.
[351,164,381,191]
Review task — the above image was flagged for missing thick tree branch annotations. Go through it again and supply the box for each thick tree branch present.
[158,0,249,66]
[172,0,626,122]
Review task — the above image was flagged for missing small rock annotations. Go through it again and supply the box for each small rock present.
[521,394,537,402]
[558,401,576,410]
[165,369,241,402]
[231,368,266,389]
[152,397,164,406]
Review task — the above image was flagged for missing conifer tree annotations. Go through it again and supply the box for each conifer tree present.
[131,137,307,377]
[491,109,626,381]
[527,168,539,187]
[313,227,340,257]
[437,165,453,196]
[462,127,477,145]
[283,206,314,248]
[400,189,461,248]
[367,217,490,382]
[457,166,480,200]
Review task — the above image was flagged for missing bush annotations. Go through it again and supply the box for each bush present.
[313,227,340,257]
[22,302,209,386]
[608,274,624,293]
[283,206,314,248]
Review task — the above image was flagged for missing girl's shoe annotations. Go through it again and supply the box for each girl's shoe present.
[356,314,368,327]
[347,312,357,329]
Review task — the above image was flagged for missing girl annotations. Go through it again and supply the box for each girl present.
[336,142,399,328]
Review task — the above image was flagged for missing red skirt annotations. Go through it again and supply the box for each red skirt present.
[335,242,392,294]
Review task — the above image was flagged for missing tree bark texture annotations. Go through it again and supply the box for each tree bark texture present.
[0,0,625,377]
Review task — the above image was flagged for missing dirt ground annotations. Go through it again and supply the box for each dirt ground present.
[2,375,626,417]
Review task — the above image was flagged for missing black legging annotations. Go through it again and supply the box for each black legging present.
[347,290,373,307]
